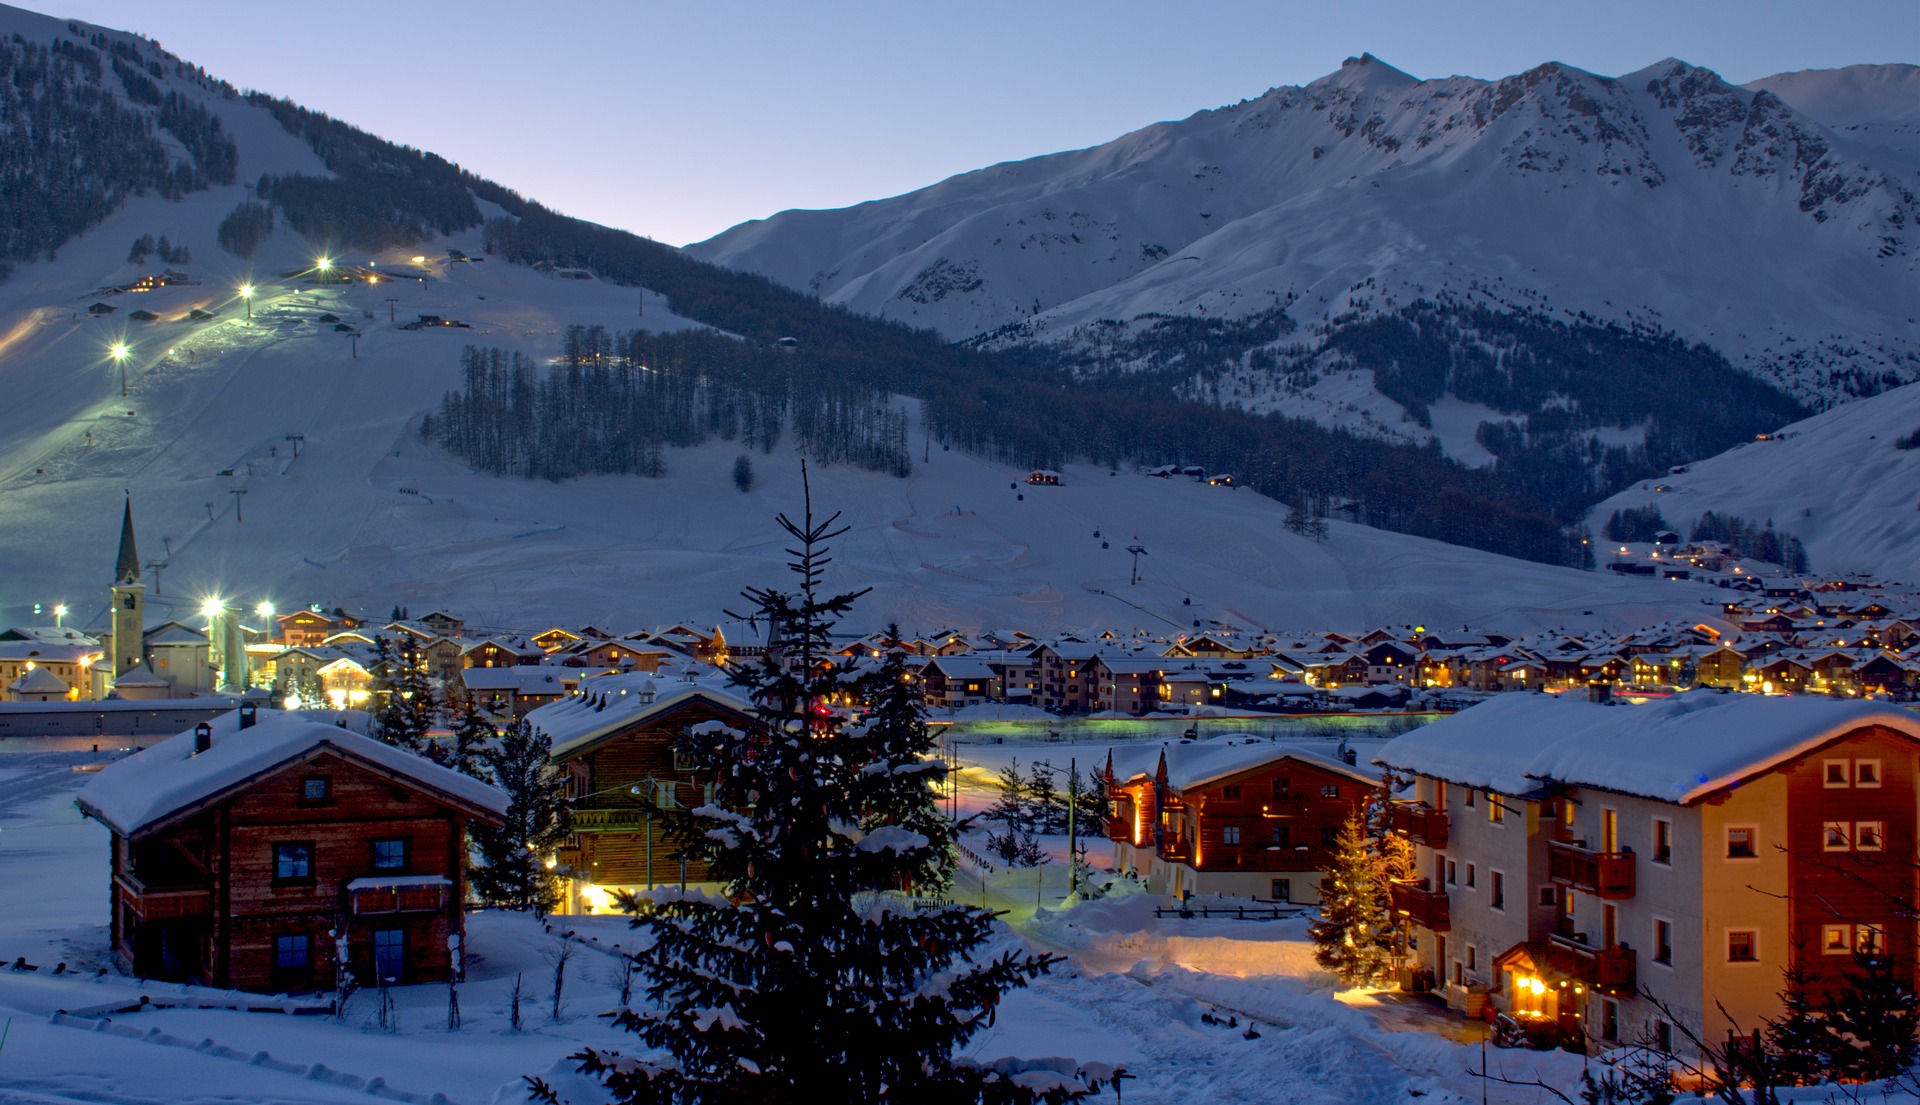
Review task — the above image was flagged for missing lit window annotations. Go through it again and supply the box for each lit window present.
[1856,822,1884,851]
[1857,926,1886,955]
[1855,760,1881,788]
[1727,930,1757,963]
[1823,925,1852,955]
[1487,796,1504,825]
[1824,822,1851,851]
[1726,827,1757,859]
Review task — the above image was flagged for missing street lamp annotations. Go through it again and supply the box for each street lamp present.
[256,601,274,621]
[54,604,67,627]
[316,256,333,280]
[238,282,255,321]
[109,341,130,396]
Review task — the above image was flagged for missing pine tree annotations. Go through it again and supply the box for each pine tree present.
[373,635,433,753]
[732,453,754,492]
[1309,812,1394,986]
[1824,948,1920,1081]
[1366,770,1416,964]
[1764,957,1832,1086]
[1028,761,1066,833]
[986,757,1031,835]
[853,628,954,894]
[544,467,1113,1104]
[469,718,569,914]
[445,688,495,780]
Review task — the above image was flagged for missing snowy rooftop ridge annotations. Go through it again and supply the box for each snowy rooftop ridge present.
[75,709,509,835]
[1375,690,1920,806]
[1107,734,1377,792]
[527,668,755,760]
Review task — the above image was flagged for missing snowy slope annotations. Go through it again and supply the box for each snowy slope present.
[1586,378,1920,579]
[689,56,1920,416]
[1747,63,1920,162]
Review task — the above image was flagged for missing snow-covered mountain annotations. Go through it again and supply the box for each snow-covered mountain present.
[690,56,1920,425]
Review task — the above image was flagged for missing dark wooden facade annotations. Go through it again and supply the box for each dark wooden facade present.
[554,696,760,907]
[107,747,493,993]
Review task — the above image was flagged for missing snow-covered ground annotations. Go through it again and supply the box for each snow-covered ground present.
[0,731,1619,1105]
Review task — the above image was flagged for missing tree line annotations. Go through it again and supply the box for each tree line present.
[430,327,913,481]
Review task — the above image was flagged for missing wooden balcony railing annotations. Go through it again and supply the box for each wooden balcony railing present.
[1390,880,1450,931]
[1389,803,1449,848]
[1548,839,1636,898]
[348,877,449,916]
[116,873,213,920]
[570,807,650,831]
[1547,932,1635,993]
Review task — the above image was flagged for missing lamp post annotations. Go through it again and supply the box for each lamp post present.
[54,604,67,627]
[109,341,130,396]
[238,282,254,321]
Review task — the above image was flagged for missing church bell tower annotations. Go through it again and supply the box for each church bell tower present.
[110,495,145,678]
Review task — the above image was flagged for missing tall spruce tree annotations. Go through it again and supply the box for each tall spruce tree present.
[469,718,569,914]
[540,467,1114,1104]
[1824,949,1920,1081]
[853,627,955,894]
[446,688,495,780]
[1028,761,1066,833]
[1310,812,1395,986]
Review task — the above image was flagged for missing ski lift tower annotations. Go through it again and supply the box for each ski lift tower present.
[1125,544,1148,586]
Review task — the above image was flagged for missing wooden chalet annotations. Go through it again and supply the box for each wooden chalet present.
[74,707,506,993]
[1104,738,1375,903]
[526,672,759,914]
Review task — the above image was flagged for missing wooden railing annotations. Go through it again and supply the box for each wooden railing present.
[350,882,448,915]
[570,807,650,831]
[1389,803,1449,848]
[1548,840,1635,898]
[116,874,212,920]
[1390,880,1450,931]
[1547,932,1635,992]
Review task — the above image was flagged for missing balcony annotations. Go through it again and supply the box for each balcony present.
[116,874,212,920]
[1390,880,1450,931]
[1389,803,1449,848]
[1548,839,1636,898]
[569,807,651,832]
[1547,933,1636,993]
[347,876,450,915]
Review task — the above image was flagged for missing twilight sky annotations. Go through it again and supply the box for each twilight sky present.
[25,0,1920,247]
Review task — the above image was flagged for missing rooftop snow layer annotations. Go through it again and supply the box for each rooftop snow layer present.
[76,709,508,835]
[527,670,755,760]
[1375,690,1920,805]
[1108,734,1376,791]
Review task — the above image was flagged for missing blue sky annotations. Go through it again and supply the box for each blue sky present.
[26,0,1920,245]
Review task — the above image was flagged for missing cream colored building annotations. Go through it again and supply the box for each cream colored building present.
[1378,691,1920,1058]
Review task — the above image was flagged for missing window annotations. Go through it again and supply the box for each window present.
[1221,826,1242,845]
[1653,819,1673,865]
[1271,878,1292,902]
[1320,826,1338,845]
[273,842,313,881]
[1487,796,1505,825]
[1490,870,1506,911]
[1446,859,1458,886]
[672,747,698,772]
[1600,998,1620,1043]
[1823,925,1852,955]
[1466,945,1477,973]
[274,934,310,970]
[1465,862,1477,889]
[1857,822,1884,851]
[1222,785,1242,800]
[1654,919,1674,966]
[1464,789,1476,809]
[1824,822,1852,851]
[1825,759,1851,787]
[372,838,407,871]
[1726,826,1757,859]
[1538,886,1557,908]
[1856,760,1881,788]
[1272,777,1292,797]
[1320,784,1340,799]
[1727,929,1758,963]
[1271,825,1290,847]
[373,928,405,982]
[1857,925,1886,955]
[1654,1019,1673,1053]
[300,776,330,803]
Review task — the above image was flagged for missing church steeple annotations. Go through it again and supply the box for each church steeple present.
[115,493,139,586]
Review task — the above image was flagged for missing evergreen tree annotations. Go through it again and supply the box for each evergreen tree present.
[373,635,434,753]
[1028,761,1066,833]
[445,688,495,780]
[544,468,1112,1104]
[986,757,1032,836]
[852,628,954,894]
[732,453,754,492]
[469,718,568,914]
[1367,770,1416,964]
[1067,766,1110,839]
[1823,948,1920,1082]
[1309,812,1394,986]
[1764,957,1833,1086]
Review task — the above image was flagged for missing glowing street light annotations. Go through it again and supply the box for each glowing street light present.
[109,341,131,396]
[200,596,225,621]
[238,282,255,321]
[256,601,275,621]
[316,256,333,279]
[53,604,67,627]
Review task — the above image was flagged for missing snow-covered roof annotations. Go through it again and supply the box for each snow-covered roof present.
[527,670,756,761]
[461,666,573,693]
[1376,690,1920,806]
[1109,735,1377,792]
[9,665,69,693]
[76,709,508,836]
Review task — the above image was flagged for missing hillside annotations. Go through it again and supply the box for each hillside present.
[689,55,1919,431]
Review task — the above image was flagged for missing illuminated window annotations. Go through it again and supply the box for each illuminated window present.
[1857,925,1885,955]
[1488,796,1505,825]
[1823,925,1852,955]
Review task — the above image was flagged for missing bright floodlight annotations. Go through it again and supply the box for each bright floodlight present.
[316,256,333,273]
[239,283,254,298]
[200,597,225,619]
[256,601,275,619]
[109,341,129,362]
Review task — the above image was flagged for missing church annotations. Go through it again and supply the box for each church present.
[93,496,231,700]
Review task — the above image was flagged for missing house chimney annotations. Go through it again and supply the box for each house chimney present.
[239,701,257,729]
[193,721,212,754]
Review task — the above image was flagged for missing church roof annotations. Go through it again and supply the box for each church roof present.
[115,495,140,587]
